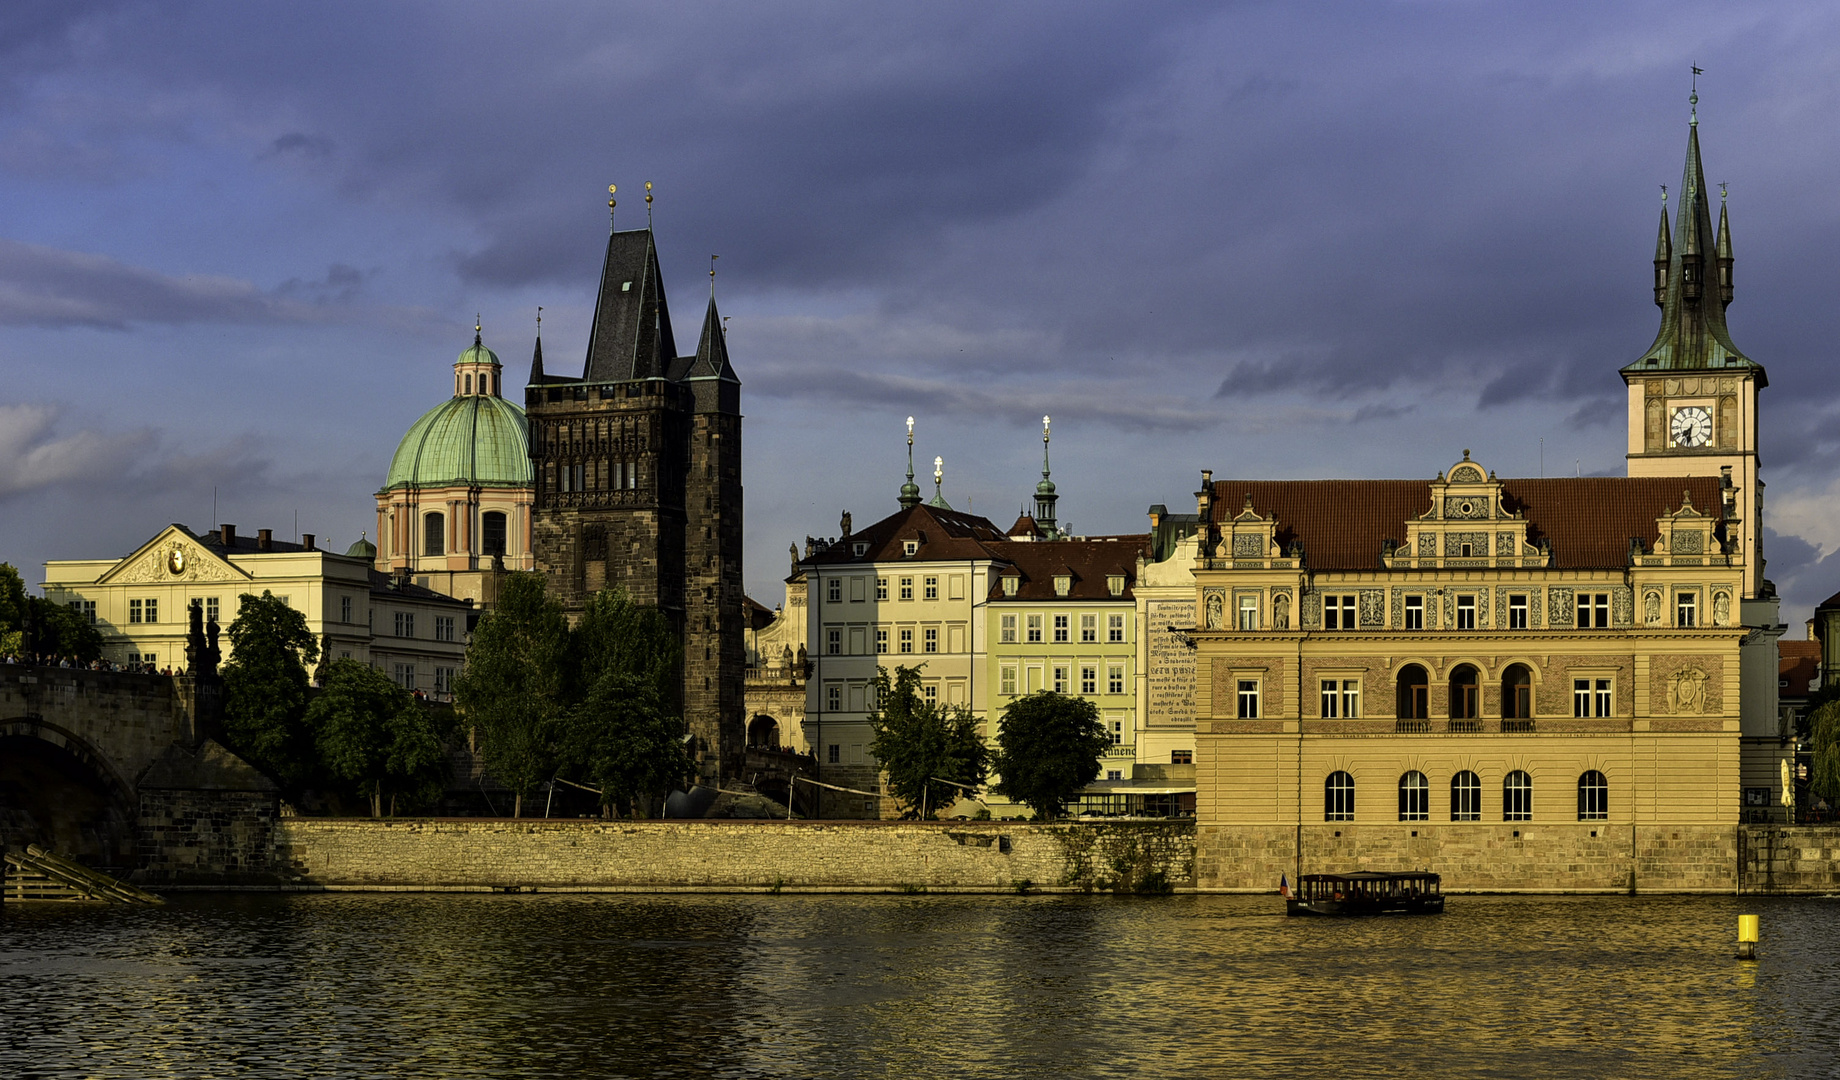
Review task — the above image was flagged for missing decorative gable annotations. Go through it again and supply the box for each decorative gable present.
[99,527,247,585]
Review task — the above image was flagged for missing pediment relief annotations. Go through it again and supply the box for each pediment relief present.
[103,531,245,585]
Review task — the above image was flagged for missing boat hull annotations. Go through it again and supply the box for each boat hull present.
[1286,896,1444,917]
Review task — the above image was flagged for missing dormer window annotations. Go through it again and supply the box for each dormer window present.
[1054,575,1071,597]
[1107,574,1124,597]
[1003,575,1019,596]
[853,542,868,558]
[903,540,918,557]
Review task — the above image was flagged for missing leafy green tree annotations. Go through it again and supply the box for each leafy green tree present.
[867,664,989,818]
[992,690,1110,819]
[0,563,26,655]
[564,587,691,817]
[1810,699,1840,809]
[221,590,320,785]
[0,565,101,663]
[454,571,569,816]
[310,659,451,817]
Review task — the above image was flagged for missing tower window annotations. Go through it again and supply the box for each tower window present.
[464,373,472,394]
[483,512,508,557]
[424,513,445,557]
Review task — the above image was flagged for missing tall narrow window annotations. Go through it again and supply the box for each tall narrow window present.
[1508,594,1528,630]
[876,577,888,600]
[1081,614,1098,643]
[1578,770,1609,820]
[899,629,913,654]
[1080,666,1097,694]
[1053,614,1070,643]
[1398,771,1429,821]
[1455,595,1476,630]
[1107,665,1124,694]
[1404,595,1424,630]
[1451,771,1481,821]
[1450,665,1479,719]
[1237,679,1260,719]
[1397,664,1429,720]
[1001,614,1017,643]
[1238,596,1258,631]
[1502,664,1532,719]
[899,577,914,601]
[1321,678,1341,718]
[923,627,938,654]
[1503,770,1533,821]
[464,374,473,394]
[482,511,507,557]
[1027,614,1043,643]
[827,628,842,655]
[424,513,445,557]
[1677,593,1697,628]
[1594,679,1612,717]
[205,597,219,624]
[827,578,842,603]
[1340,680,1361,718]
[875,629,888,654]
[1000,665,1017,696]
[1053,666,1069,693]
[1325,771,1355,821]
[924,576,938,600]
[1107,613,1125,643]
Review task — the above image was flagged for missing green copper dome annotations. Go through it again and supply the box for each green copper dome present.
[456,340,499,367]
[384,394,531,491]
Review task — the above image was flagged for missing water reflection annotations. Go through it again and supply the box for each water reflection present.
[1,892,1835,1078]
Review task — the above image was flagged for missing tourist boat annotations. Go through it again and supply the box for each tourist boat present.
[1283,872,1444,917]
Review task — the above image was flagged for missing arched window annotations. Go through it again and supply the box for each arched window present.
[1504,770,1533,821]
[1396,664,1429,720]
[1451,770,1481,821]
[1502,664,1532,719]
[749,715,780,749]
[482,511,507,558]
[1578,770,1608,821]
[1325,771,1355,821]
[423,512,445,557]
[464,373,473,395]
[1450,664,1479,719]
[1398,771,1429,821]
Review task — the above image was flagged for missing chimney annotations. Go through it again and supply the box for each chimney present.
[220,524,236,548]
[257,528,273,552]
[302,533,316,551]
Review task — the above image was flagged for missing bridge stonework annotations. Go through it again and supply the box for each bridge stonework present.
[0,662,278,883]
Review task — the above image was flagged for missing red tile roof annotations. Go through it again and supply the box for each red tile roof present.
[802,503,1009,566]
[986,537,1150,601]
[1208,476,1725,571]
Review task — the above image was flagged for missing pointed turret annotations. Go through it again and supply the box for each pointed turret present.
[898,417,922,509]
[1652,200,1672,307]
[928,455,951,510]
[528,328,545,386]
[1716,192,1734,305]
[1624,98,1761,382]
[582,227,677,382]
[1033,415,1059,538]
[684,293,741,414]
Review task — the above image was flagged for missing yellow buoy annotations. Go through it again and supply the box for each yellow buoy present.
[1737,914,1759,960]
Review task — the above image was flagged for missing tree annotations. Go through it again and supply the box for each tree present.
[221,590,320,786]
[0,565,102,663]
[0,563,26,655]
[1811,698,1840,809]
[564,587,692,817]
[992,690,1110,819]
[454,571,569,816]
[867,664,989,818]
[310,659,451,817]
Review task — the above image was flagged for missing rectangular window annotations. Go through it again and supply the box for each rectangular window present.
[876,577,888,601]
[1027,614,1043,643]
[1238,595,1258,631]
[923,627,938,654]
[828,744,840,764]
[1237,680,1260,719]
[69,600,96,624]
[899,628,913,654]
[1081,614,1098,643]
[1341,680,1361,719]
[827,628,842,655]
[1000,665,1017,696]
[1404,596,1423,630]
[1107,664,1124,695]
[899,577,914,601]
[395,612,415,638]
[826,685,842,711]
[434,667,454,694]
[1001,614,1017,644]
[205,597,220,624]
[435,616,455,642]
[1110,720,1123,746]
[1677,593,1697,628]
[1171,750,1193,765]
[1053,615,1070,643]
[875,629,888,654]
[923,684,938,703]
[1508,594,1528,630]
[1080,666,1097,695]
[1595,678,1613,717]
[147,599,160,623]
[1573,679,1597,718]
[827,578,842,603]
[1455,595,1476,630]
[393,663,415,691]
[1324,595,1355,630]
[340,596,352,624]
[1107,613,1125,643]
[130,599,144,624]
[1321,678,1340,718]
[1578,592,1611,628]
[1053,666,1068,694]
[924,576,938,600]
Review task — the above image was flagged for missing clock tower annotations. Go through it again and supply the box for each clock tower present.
[1622,93,1766,597]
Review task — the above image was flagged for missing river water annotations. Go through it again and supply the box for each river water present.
[2,892,1835,1078]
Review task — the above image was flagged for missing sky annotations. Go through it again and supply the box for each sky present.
[3,1,1840,626]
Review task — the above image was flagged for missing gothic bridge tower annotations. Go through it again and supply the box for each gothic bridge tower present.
[1623,89,1767,598]
[526,207,744,782]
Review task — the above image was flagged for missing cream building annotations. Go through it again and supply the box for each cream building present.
[44,523,472,697]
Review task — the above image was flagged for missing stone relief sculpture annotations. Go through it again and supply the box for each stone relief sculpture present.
[1273,593,1290,631]
[1644,591,1662,627]
[1205,591,1224,630]
[1669,668,1708,714]
[1713,592,1731,627]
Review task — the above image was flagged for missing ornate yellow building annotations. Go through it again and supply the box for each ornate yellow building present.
[1190,102,1776,892]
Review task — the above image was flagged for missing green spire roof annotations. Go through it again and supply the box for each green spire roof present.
[384,395,531,491]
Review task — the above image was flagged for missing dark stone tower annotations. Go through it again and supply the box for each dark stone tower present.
[526,224,744,782]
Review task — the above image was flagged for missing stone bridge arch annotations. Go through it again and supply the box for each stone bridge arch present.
[0,717,140,871]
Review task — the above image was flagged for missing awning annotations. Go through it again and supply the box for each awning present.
[1077,784,1195,796]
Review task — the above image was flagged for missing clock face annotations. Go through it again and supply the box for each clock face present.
[1670,406,1712,448]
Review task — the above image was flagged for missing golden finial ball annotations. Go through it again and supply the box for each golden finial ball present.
[609,184,617,194]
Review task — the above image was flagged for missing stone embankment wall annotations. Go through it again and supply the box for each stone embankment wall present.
[1197,823,1739,893]
[1739,826,1840,895]
[271,819,1197,893]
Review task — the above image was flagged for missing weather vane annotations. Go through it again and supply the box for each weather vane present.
[536,305,543,336]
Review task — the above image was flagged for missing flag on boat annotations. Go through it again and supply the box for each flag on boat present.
[1278,874,1291,898]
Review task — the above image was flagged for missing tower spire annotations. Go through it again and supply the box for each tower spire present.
[1716,184,1734,305]
[929,455,951,509]
[1034,414,1059,538]
[528,306,545,385]
[898,416,921,509]
[1652,188,1672,307]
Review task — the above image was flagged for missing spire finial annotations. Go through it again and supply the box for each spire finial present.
[1042,414,1052,479]
[608,184,617,232]
[474,314,482,348]
[536,305,542,338]
[898,416,921,509]
[645,180,653,228]
[1661,184,1668,206]
[710,253,719,299]
[934,455,944,495]
[1690,65,1702,126]
[1720,181,1727,203]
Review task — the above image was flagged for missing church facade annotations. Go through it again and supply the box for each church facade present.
[1188,105,1781,892]
[524,224,745,782]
